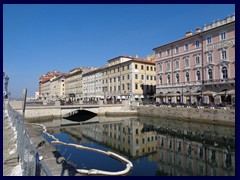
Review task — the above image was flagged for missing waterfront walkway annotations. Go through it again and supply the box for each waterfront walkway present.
[3,109,22,176]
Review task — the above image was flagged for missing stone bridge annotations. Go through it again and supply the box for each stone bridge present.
[8,101,130,121]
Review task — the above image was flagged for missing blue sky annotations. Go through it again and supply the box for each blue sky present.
[3,4,235,98]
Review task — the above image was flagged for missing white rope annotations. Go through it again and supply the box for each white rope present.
[34,123,133,176]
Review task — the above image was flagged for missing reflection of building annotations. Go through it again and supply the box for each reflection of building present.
[157,134,235,176]
[153,14,235,105]
[80,119,158,158]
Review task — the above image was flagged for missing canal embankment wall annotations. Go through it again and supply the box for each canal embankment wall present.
[9,100,235,126]
[136,106,235,126]
[9,101,138,122]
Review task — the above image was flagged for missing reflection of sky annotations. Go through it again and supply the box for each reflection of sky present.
[130,157,158,176]
[43,131,159,176]
[42,132,126,172]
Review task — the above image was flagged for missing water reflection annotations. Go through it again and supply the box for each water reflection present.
[43,116,235,176]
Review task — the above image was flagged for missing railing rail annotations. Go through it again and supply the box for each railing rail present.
[5,103,52,176]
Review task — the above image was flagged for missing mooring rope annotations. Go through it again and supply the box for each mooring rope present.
[35,123,133,176]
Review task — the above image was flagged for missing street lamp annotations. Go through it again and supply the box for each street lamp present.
[4,75,9,99]
[186,84,195,106]
[181,84,184,104]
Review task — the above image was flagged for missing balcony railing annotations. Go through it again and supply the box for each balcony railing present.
[156,78,235,87]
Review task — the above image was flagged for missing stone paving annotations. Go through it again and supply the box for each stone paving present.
[3,109,22,176]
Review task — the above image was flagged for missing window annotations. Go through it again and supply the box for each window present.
[208,69,213,80]
[207,36,212,44]
[135,64,138,69]
[118,85,120,91]
[114,86,116,91]
[114,77,116,82]
[147,75,149,80]
[185,43,189,51]
[141,65,144,70]
[159,63,162,72]
[167,75,171,84]
[195,56,200,64]
[150,66,153,71]
[176,73,179,83]
[195,40,200,47]
[220,32,226,40]
[141,75,144,80]
[185,58,189,67]
[175,46,179,53]
[222,67,228,79]
[114,69,115,73]
[110,78,112,83]
[147,66,149,71]
[158,52,162,58]
[127,75,130,80]
[208,53,213,62]
[122,84,125,90]
[118,76,120,81]
[122,66,124,71]
[159,76,162,85]
[167,49,170,56]
[154,76,156,80]
[166,61,170,70]
[128,65,130,70]
[221,50,227,59]
[150,76,153,80]
[118,67,120,72]
[135,83,138,90]
[122,75,124,80]
[197,71,201,81]
[154,67,156,71]
[135,74,138,79]
[186,72,190,82]
[175,60,179,69]
[110,87,112,92]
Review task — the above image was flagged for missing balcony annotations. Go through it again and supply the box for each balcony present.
[219,58,230,64]
[202,78,235,85]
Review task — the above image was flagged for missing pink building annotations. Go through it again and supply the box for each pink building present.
[153,14,235,105]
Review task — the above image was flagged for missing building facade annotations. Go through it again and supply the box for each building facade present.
[83,68,104,100]
[153,14,235,105]
[101,56,156,101]
[38,70,63,99]
[64,67,96,101]
[41,79,51,100]
[49,75,66,99]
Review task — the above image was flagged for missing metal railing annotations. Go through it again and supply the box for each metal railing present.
[4,103,52,176]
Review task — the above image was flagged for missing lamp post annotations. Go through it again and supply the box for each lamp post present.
[187,84,195,106]
[181,84,184,104]
[4,75,9,99]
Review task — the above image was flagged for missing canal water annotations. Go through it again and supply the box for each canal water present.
[41,116,235,176]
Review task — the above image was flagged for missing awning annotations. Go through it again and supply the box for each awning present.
[202,90,217,96]
[134,95,139,98]
[95,95,104,99]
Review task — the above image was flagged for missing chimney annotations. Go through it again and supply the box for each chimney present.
[135,54,139,58]
[196,27,201,33]
[185,31,192,37]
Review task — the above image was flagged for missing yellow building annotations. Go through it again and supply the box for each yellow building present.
[101,56,156,101]
[65,67,95,101]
